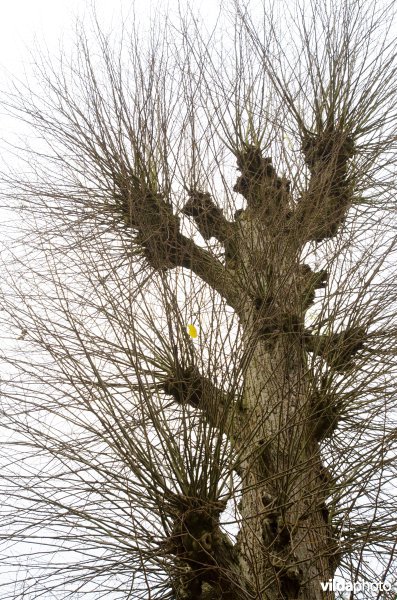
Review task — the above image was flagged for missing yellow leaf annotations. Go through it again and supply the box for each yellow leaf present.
[187,324,198,338]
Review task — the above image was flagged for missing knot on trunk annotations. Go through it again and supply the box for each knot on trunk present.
[309,376,341,440]
[162,367,203,408]
[165,496,244,599]
[297,127,356,241]
[299,264,328,309]
[254,295,303,348]
[269,553,303,599]
[233,145,291,225]
[302,129,356,172]
[167,497,227,562]
[304,326,366,372]
[114,174,184,268]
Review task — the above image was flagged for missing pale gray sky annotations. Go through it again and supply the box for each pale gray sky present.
[0,0,221,77]
[0,1,130,72]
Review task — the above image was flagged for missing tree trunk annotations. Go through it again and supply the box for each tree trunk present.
[237,338,336,599]
[231,151,337,599]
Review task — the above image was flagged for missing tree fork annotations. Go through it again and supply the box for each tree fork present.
[114,178,243,311]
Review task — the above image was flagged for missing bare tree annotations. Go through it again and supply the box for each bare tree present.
[1,1,397,598]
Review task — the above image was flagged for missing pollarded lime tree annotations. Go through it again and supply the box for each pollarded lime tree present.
[1,1,397,598]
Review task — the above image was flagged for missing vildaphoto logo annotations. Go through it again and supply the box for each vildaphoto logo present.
[320,578,392,592]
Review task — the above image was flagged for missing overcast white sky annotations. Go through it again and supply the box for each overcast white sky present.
[0,0,220,77]
[0,1,134,74]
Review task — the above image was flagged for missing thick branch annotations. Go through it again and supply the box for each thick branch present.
[182,190,239,271]
[182,190,233,243]
[299,264,328,309]
[304,326,366,372]
[115,183,242,311]
[309,376,341,440]
[232,145,292,229]
[162,366,237,434]
[233,145,289,204]
[177,236,241,311]
[295,127,356,242]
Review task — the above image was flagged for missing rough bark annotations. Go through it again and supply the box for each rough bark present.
[294,126,356,242]
[230,159,337,598]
